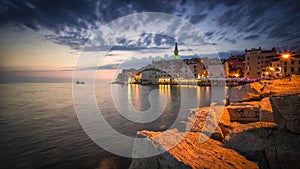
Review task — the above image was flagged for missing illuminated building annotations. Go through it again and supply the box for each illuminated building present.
[245,47,277,79]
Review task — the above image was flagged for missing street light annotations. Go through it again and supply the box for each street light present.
[281,53,290,77]
[282,53,290,59]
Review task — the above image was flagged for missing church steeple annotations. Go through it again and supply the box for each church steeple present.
[174,42,179,60]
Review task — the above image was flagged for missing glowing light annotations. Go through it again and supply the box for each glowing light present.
[269,67,274,71]
[234,73,239,77]
[282,53,290,59]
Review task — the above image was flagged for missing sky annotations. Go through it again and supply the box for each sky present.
[0,0,300,82]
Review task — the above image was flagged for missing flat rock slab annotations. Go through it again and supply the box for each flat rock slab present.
[226,102,260,122]
[130,129,259,169]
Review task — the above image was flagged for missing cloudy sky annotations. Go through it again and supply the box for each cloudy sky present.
[0,0,299,82]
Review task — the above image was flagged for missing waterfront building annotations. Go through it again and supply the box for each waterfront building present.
[182,58,207,78]
[245,47,277,79]
[203,57,225,78]
[266,53,300,77]
[116,68,137,84]
[150,58,207,80]
[223,54,245,78]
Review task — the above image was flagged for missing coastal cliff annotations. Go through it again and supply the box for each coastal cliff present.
[130,75,300,169]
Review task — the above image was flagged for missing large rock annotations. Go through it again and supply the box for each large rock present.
[183,106,230,142]
[130,129,259,169]
[226,102,260,122]
[261,76,300,97]
[229,76,300,103]
[228,82,264,103]
[270,93,300,134]
[226,98,274,123]
[259,97,274,122]
[224,122,300,169]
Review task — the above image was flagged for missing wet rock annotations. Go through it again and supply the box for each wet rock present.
[270,93,300,134]
[130,129,259,169]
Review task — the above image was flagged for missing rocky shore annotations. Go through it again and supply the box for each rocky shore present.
[130,75,300,169]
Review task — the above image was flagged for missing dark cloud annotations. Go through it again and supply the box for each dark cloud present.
[189,13,208,24]
[243,35,259,40]
[0,0,299,50]
[204,31,215,37]
[224,38,236,44]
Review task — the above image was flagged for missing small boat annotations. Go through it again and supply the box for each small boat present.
[76,81,85,84]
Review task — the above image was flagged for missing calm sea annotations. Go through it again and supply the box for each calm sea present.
[0,82,217,169]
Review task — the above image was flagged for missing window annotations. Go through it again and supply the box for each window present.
[258,61,260,64]
[247,72,249,75]
[291,60,294,64]
[284,61,287,65]
[258,56,260,59]
[257,72,260,75]
[291,68,294,72]
[247,62,249,65]
[258,67,260,69]
[194,65,196,68]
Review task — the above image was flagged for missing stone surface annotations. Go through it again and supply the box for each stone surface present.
[226,102,260,122]
[259,97,274,122]
[229,76,300,103]
[270,93,300,134]
[261,76,300,97]
[130,129,259,169]
[184,106,229,142]
[228,82,264,103]
[224,122,300,169]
